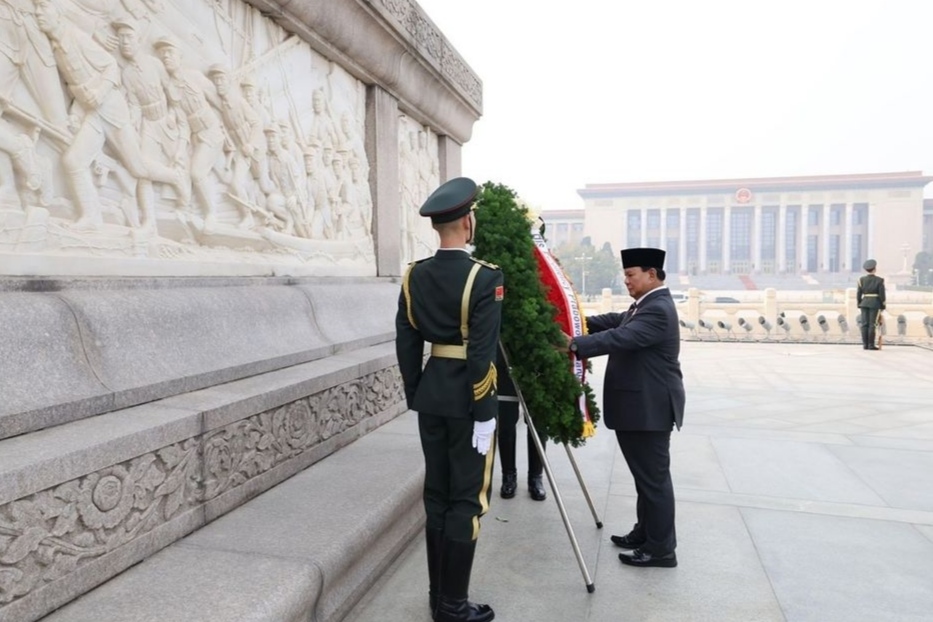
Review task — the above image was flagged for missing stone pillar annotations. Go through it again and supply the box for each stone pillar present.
[867,202,875,259]
[678,208,687,274]
[600,287,613,313]
[800,206,809,273]
[366,85,401,277]
[764,287,777,324]
[640,207,647,246]
[620,206,628,250]
[659,208,667,250]
[437,135,462,181]
[821,204,830,271]
[777,205,787,273]
[753,204,762,272]
[845,287,858,326]
[723,205,731,272]
[687,287,700,323]
[844,203,853,272]
[699,204,708,272]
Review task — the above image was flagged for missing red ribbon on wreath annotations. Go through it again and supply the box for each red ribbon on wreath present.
[531,230,595,438]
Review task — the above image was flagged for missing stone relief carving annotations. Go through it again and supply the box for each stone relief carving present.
[0,0,375,274]
[0,366,404,606]
[398,114,438,268]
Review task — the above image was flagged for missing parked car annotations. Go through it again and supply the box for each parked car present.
[713,296,740,303]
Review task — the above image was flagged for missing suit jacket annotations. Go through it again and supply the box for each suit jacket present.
[395,250,503,422]
[572,288,685,431]
[856,274,886,310]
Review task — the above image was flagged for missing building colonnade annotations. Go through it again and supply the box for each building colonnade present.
[620,201,872,276]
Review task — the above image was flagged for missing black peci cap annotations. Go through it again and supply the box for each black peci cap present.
[419,177,477,224]
[620,247,666,270]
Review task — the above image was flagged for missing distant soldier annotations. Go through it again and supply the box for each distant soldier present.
[857,259,886,350]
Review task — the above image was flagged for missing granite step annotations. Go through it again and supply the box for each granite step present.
[0,342,408,622]
[39,413,425,622]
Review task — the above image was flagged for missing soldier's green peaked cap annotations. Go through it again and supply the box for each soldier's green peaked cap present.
[419,177,477,223]
[863,259,877,271]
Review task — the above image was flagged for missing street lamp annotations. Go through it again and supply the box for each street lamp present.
[575,252,592,296]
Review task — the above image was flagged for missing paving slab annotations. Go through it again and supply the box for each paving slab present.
[345,342,933,622]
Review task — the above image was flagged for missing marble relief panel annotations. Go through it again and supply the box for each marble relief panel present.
[0,0,374,274]
[0,366,404,607]
[398,113,438,268]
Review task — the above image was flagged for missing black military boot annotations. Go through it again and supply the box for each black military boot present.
[528,474,547,501]
[497,420,517,499]
[435,539,495,622]
[500,470,517,498]
[426,527,443,615]
[527,430,547,501]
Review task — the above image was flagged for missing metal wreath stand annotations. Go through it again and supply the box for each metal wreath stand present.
[499,342,601,593]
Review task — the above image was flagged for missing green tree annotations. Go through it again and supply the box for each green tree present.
[914,251,933,286]
[551,240,621,295]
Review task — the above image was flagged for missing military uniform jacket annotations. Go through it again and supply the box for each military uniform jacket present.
[857,274,886,310]
[573,288,685,431]
[395,250,504,422]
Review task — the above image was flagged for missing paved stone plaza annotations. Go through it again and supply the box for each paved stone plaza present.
[345,342,933,622]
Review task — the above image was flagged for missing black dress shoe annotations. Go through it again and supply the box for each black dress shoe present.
[868,346,879,350]
[528,475,546,501]
[610,532,645,550]
[500,471,517,499]
[618,548,677,568]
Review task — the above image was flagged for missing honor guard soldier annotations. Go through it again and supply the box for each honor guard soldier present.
[857,259,886,350]
[395,177,502,622]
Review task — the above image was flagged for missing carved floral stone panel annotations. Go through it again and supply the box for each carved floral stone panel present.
[0,0,376,275]
[0,366,404,606]
[372,0,481,110]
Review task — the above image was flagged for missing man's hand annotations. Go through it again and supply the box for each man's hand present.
[471,418,497,455]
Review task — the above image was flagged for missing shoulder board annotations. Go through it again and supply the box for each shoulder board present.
[405,257,432,269]
[470,257,500,270]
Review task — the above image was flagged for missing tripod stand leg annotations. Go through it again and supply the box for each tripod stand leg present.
[523,402,596,593]
[562,442,603,529]
[500,342,596,592]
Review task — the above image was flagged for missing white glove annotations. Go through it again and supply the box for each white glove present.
[472,418,497,456]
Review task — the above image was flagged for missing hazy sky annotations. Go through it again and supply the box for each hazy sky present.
[415,0,933,211]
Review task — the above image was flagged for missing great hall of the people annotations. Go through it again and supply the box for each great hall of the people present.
[545,172,933,281]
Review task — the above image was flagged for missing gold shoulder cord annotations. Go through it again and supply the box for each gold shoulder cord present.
[402,263,418,330]
[460,263,482,344]
[462,264,497,401]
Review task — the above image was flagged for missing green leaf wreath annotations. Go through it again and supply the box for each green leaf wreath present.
[473,181,600,447]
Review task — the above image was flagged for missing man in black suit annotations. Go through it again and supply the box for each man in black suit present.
[567,247,685,568]
[856,259,886,350]
[396,177,501,622]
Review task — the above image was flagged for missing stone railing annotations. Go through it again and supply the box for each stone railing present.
[585,287,933,343]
